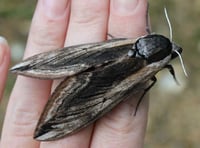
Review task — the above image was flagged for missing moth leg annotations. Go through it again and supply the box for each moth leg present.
[146,2,151,34]
[134,76,157,116]
[164,64,179,85]
[107,33,115,39]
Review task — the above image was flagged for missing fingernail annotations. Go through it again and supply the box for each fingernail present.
[113,0,139,14]
[43,0,69,18]
[0,36,8,65]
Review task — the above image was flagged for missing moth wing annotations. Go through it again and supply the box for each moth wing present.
[34,57,146,141]
[11,38,136,79]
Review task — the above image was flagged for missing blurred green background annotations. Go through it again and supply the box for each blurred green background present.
[0,0,199,147]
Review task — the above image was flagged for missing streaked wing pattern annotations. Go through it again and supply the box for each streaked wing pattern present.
[11,38,137,79]
[34,57,145,141]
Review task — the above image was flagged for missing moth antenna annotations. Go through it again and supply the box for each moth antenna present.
[164,7,173,41]
[164,8,188,77]
[174,50,188,77]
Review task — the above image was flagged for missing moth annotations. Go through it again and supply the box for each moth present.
[10,9,186,141]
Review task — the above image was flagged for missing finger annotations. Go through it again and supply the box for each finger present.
[108,0,147,38]
[65,0,110,46]
[1,0,70,147]
[0,37,10,100]
[91,0,148,148]
[41,0,110,147]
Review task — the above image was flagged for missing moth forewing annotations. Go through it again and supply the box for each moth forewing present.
[10,38,137,79]
[34,57,146,141]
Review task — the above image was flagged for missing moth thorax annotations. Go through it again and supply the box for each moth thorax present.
[135,34,172,63]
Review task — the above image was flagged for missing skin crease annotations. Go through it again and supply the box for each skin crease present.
[1,0,148,148]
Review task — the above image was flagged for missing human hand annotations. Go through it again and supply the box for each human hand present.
[0,37,10,101]
[1,0,148,147]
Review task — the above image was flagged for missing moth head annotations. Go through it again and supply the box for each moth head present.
[171,42,188,77]
[171,42,182,59]
[134,34,173,63]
